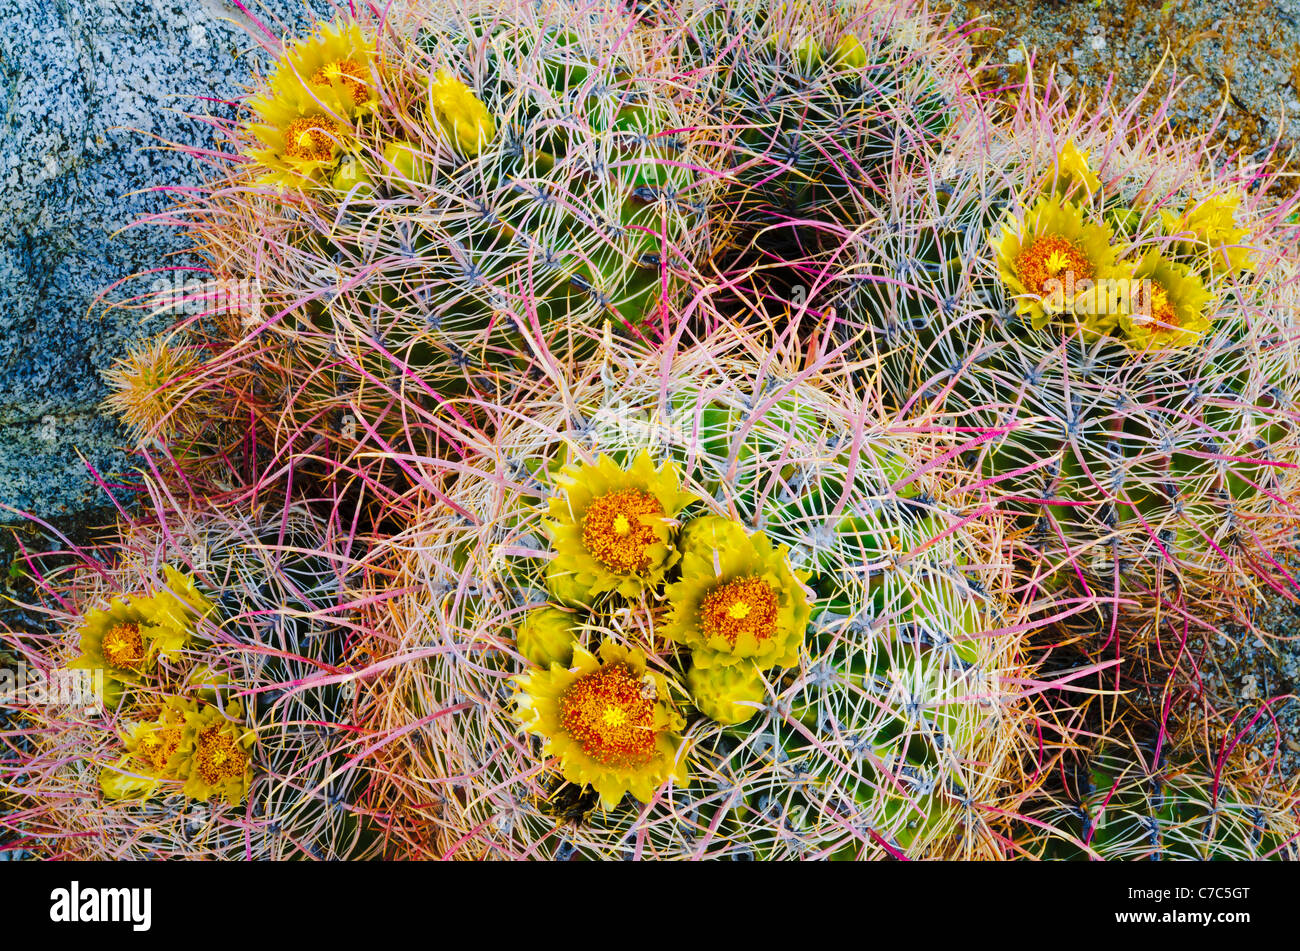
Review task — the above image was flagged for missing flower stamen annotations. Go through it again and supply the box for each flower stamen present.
[283,117,341,164]
[194,725,249,788]
[1015,235,1094,297]
[701,576,780,645]
[581,488,664,574]
[310,59,371,107]
[559,663,657,768]
[101,623,146,670]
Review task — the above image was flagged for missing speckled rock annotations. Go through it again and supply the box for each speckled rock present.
[959,0,1300,177]
[0,0,324,521]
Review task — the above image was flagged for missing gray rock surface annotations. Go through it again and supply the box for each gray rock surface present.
[0,0,325,521]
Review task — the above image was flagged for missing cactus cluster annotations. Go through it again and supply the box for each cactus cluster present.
[139,0,714,465]
[356,335,1050,859]
[6,0,1299,863]
[0,484,377,860]
[837,81,1300,611]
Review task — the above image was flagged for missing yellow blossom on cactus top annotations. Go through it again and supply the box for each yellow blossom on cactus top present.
[1161,189,1257,277]
[544,450,697,603]
[145,565,214,656]
[124,700,191,775]
[514,640,687,809]
[1043,140,1102,200]
[102,697,194,801]
[174,702,255,805]
[665,517,810,670]
[66,597,161,691]
[247,84,352,190]
[269,20,380,116]
[99,756,163,801]
[1115,249,1214,350]
[428,69,495,157]
[994,195,1119,330]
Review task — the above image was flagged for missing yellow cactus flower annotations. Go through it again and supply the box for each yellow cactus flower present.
[175,702,255,805]
[428,69,495,157]
[66,598,161,689]
[128,717,187,775]
[664,518,810,670]
[994,195,1119,330]
[247,84,352,190]
[1043,140,1102,200]
[1116,249,1215,350]
[145,565,214,655]
[1161,190,1257,277]
[269,20,380,117]
[99,757,163,801]
[102,698,193,800]
[544,450,697,603]
[514,640,688,809]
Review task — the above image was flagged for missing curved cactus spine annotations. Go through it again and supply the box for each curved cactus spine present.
[637,0,980,350]
[833,70,1300,617]
[355,330,1061,859]
[0,478,380,860]
[1021,697,1300,860]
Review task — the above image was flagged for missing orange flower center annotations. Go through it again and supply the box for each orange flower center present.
[310,59,372,107]
[194,725,249,787]
[1015,235,1094,297]
[1133,281,1181,338]
[559,663,657,768]
[283,117,340,164]
[101,622,146,669]
[581,489,665,574]
[137,726,183,773]
[700,576,780,646]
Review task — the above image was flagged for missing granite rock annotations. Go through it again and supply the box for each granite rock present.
[0,0,324,521]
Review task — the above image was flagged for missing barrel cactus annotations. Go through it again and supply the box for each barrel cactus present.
[1022,707,1299,860]
[0,484,378,859]
[143,1,712,464]
[359,333,1048,859]
[663,0,970,233]
[840,77,1300,609]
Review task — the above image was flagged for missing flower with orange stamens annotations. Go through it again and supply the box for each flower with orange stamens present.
[1115,249,1214,350]
[175,702,255,805]
[514,640,687,809]
[544,450,697,604]
[66,598,160,708]
[270,20,380,117]
[247,84,353,190]
[994,195,1119,330]
[101,698,193,800]
[664,516,810,670]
